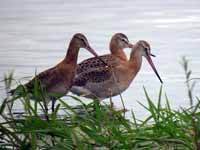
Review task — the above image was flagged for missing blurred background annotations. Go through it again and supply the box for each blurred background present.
[0,0,200,118]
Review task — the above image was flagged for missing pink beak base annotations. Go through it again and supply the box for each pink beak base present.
[128,43,134,48]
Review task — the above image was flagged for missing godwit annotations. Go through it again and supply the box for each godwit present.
[70,33,133,99]
[70,40,162,100]
[10,33,102,111]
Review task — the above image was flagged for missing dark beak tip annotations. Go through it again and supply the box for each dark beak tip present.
[150,54,156,57]
[146,55,163,84]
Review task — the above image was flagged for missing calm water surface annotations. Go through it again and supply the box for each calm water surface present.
[0,0,200,118]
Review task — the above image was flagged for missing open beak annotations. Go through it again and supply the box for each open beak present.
[86,45,108,66]
[146,53,163,84]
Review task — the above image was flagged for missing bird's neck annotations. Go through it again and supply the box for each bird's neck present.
[64,40,79,66]
[128,45,142,74]
[110,48,127,61]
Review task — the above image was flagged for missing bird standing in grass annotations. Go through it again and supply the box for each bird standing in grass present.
[71,40,162,100]
[70,33,134,100]
[10,33,103,111]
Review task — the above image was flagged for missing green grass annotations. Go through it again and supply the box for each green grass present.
[0,57,199,150]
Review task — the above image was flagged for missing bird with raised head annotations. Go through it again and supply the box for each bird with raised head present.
[70,39,162,100]
[70,33,133,100]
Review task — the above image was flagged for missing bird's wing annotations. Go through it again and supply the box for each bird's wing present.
[73,67,113,87]
[73,54,121,87]
[25,66,57,91]
[71,55,124,98]
[10,66,61,95]
[76,54,118,74]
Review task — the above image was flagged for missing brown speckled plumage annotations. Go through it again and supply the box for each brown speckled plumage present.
[71,40,162,100]
[70,33,133,99]
[75,61,112,86]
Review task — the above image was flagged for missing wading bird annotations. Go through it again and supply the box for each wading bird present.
[70,33,134,99]
[70,40,162,100]
[10,33,103,111]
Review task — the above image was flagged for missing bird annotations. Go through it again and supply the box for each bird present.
[70,33,134,100]
[70,40,163,100]
[9,33,103,111]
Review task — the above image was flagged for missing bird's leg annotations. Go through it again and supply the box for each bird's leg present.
[45,106,48,114]
[109,88,114,108]
[51,99,56,112]
[91,94,100,113]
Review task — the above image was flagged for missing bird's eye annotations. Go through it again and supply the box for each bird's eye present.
[80,38,85,43]
[144,47,149,55]
[80,38,88,46]
[121,38,128,43]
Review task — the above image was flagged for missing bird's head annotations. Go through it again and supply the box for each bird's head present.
[110,33,133,51]
[73,33,98,57]
[134,40,163,84]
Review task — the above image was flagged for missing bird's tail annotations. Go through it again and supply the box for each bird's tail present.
[8,85,27,97]
[8,89,16,95]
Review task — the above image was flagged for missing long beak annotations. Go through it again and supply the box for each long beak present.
[86,45,108,66]
[146,54,163,84]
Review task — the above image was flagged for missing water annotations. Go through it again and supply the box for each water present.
[0,0,200,118]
